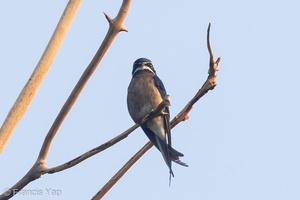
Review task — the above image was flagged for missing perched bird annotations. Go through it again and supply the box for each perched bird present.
[127,58,188,178]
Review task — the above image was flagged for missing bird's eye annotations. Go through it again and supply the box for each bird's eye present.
[146,63,153,68]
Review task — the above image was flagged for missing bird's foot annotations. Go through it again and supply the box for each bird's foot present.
[159,110,170,116]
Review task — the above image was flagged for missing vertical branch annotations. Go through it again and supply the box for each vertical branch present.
[0,0,82,154]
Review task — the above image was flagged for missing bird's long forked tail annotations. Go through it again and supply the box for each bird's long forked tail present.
[168,146,189,186]
[154,135,188,185]
[154,136,174,176]
[169,146,189,167]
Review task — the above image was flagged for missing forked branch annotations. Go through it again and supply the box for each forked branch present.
[37,0,131,163]
[0,15,219,200]
[0,1,131,199]
[92,23,221,199]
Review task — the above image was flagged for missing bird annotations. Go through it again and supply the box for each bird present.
[127,58,188,179]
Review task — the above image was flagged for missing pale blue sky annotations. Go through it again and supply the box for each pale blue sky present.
[1,0,300,199]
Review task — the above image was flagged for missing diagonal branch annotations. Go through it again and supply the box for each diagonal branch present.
[91,142,153,200]
[93,23,221,199]
[0,1,132,199]
[46,124,139,174]
[45,96,170,174]
[0,0,82,155]
[37,0,131,163]
[0,93,168,200]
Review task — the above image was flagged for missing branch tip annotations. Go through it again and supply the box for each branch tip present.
[207,23,211,46]
[207,24,214,61]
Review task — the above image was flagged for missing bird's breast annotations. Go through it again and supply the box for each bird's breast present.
[127,73,163,122]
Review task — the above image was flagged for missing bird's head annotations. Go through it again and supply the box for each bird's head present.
[132,58,156,75]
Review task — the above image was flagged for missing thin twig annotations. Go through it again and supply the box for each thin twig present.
[171,23,221,128]
[0,0,82,155]
[94,23,221,199]
[46,124,139,173]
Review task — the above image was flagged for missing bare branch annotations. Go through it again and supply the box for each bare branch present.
[46,124,138,174]
[0,1,131,199]
[0,93,168,200]
[46,96,170,173]
[171,23,221,128]
[93,23,221,198]
[0,161,47,200]
[91,142,153,200]
[37,0,131,163]
[0,0,82,155]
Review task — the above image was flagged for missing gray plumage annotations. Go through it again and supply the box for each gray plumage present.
[127,58,188,178]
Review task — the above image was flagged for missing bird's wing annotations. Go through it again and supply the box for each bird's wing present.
[153,75,188,167]
[153,75,167,98]
[153,75,172,145]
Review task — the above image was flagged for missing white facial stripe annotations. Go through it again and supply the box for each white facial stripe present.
[133,65,154,75]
